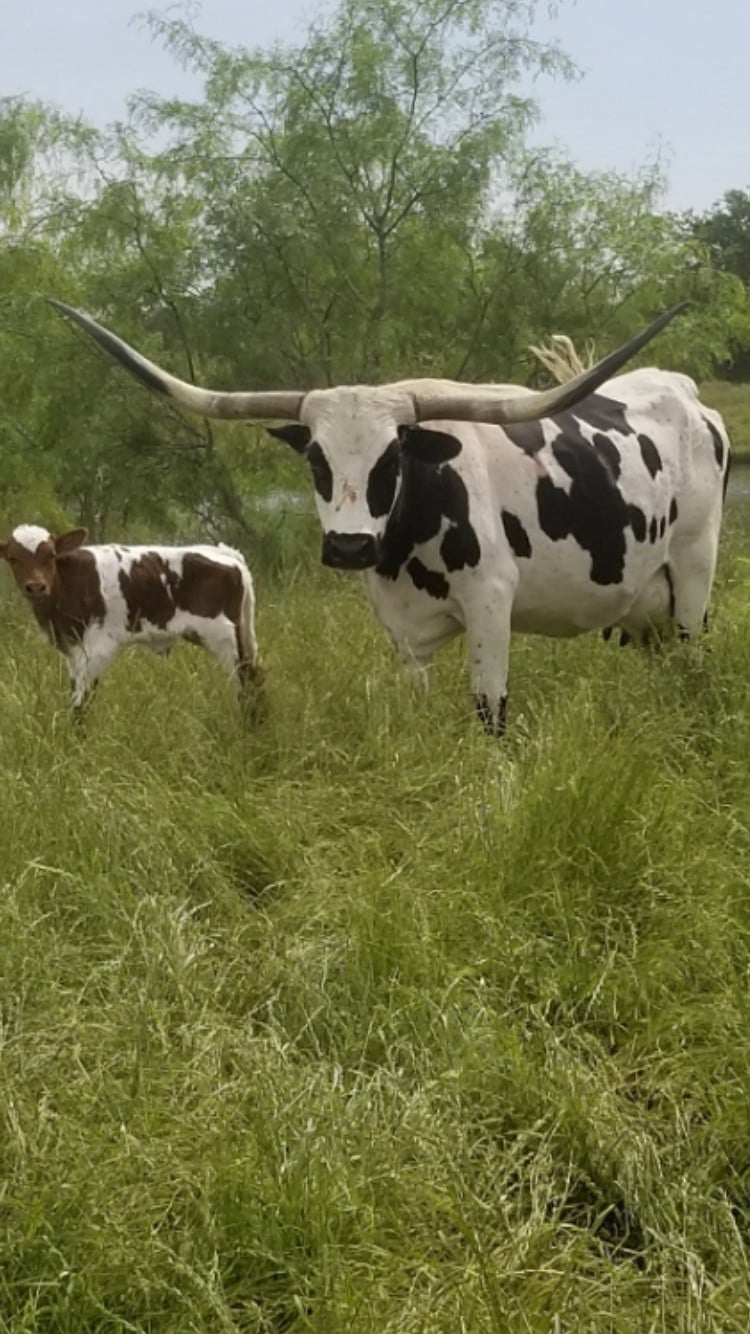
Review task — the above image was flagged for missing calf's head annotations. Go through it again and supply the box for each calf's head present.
[48,299,687,572]
[0,526,88,603]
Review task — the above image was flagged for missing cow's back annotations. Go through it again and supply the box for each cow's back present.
[435,370,729,636]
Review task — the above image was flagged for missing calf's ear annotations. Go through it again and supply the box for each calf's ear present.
[55,528,88,556]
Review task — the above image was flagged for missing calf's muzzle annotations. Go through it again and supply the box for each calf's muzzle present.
[24,579,49,600]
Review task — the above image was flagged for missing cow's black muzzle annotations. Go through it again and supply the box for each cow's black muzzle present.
[322,532,379,570]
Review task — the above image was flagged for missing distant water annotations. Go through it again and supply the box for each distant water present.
[250,489,311,513]
[727,463,750,504]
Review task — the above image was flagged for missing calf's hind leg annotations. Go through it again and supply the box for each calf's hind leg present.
[201,620,264,714]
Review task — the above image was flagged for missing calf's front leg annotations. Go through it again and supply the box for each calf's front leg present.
[64,639,116,720]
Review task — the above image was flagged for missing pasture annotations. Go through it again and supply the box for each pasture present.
[1,488,750,1331]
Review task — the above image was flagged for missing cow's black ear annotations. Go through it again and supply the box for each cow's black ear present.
[267,424,312,453]
[399,426,462,464]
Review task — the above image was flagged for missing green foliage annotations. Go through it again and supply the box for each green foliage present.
[457,154,749,382]
[0,0,746,541]
[135,0,572,383]
[1,500,750,1327]
[689,189,750,378]
[693,188,750,287]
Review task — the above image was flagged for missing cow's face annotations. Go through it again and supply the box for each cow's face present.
[0,526,88,602]
[267,388,461,570]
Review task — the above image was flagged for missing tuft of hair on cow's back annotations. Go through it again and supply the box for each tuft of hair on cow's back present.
[528,334,597,385]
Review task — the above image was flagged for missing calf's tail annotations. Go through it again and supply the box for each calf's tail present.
[237,563,263,689]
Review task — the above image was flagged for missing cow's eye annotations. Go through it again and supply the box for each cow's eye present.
[366,441,401,518]
[306,441,333,503]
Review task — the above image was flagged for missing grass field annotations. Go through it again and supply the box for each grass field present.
[1,497,750,1331]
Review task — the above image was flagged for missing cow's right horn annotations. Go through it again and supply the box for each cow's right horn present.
[412,302,688,426]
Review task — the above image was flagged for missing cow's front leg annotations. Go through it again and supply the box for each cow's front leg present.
[464,582,514,737]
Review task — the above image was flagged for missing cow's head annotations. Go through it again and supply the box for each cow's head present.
[48,300,686,571]
[0,525,88,602]
[265,387,467,569]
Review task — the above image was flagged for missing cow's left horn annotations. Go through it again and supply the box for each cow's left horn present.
[412,302,688,425]
[48,300,305,421]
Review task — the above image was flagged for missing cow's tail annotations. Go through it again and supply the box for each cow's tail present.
[722,428,732,505]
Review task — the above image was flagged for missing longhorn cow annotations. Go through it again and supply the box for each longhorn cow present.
[49,300,727,734]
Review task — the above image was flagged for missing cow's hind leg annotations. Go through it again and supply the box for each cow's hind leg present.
[668,534,719,642]
[465,583,513,737]
[613,566,674,650]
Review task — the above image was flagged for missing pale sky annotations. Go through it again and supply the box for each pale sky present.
[2,0,745,214]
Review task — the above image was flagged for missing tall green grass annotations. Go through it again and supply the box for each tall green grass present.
[1,510,750,1330]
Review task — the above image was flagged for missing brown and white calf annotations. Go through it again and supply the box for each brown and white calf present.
[0,525,262,714]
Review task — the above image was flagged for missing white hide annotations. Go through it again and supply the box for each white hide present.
[13,524,55,553]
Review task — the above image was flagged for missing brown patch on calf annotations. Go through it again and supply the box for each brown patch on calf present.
[118,552,179,631]
[180,554,244,621]
[119,551,245,633]
[44,550,107,647]
[176,555,262,692]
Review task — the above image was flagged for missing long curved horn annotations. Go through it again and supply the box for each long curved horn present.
[412,303,687,425]
[48,300,304,421]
